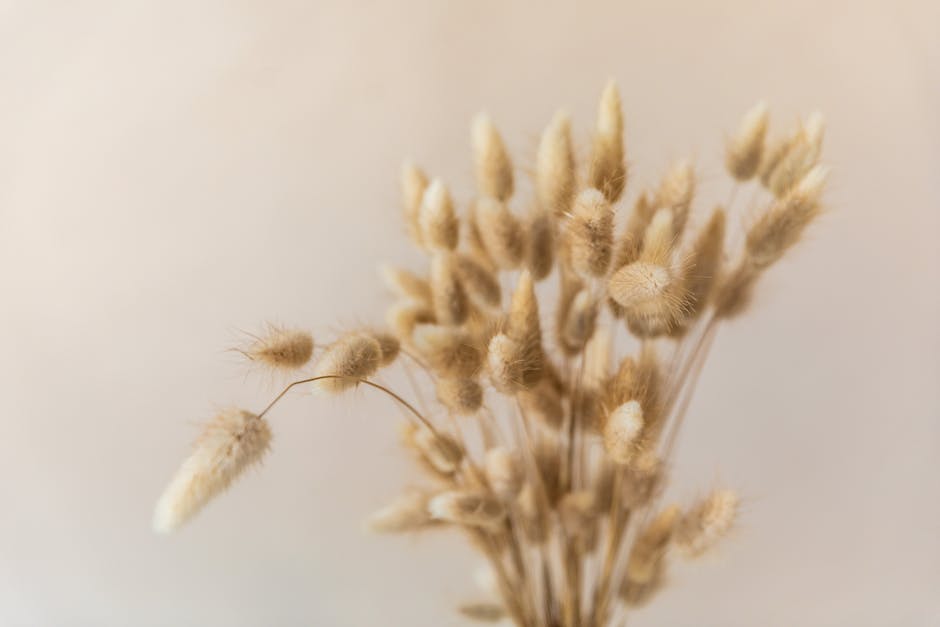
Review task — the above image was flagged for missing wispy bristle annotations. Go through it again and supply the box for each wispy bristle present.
[153,409,271,533]
[472,113,514,201]
[419,179,459,251]
[370,331,401,366]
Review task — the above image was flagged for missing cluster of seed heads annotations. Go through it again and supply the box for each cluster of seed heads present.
[154,81,827,626]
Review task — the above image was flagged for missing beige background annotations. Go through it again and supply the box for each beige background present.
[1,1,938,625]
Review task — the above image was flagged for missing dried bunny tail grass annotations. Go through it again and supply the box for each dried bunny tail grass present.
[487,333,526,393]
[457,602,506,622]
[556,265,586,356]
[640,207,678,265]
[456,253,501,308]
[561,288,598,352]
[484,447,522,500]
[312,333,383,394]
[654,159,695,236]
[620,558,666,608]
[430,252,470,325]
[475,196,525,269]
[766,112,825,197]
[608,261,686,332]
[725,100,769,181]
[612,190,656,270]
[589,79,627,203]
[518,379,564,429]
[516,482,548,543]
[583,326,611,389]
[436,377,484,415]
[386,301,435,342]
[464,206,497,270]
[380,265,431,305]
[536,110,576,217]
[746,165,828,270]
[525,207,555,281]
[567,188,615,278]
[366,490,435,533]
[713,260,758,319]
[413,324,483,378]
[603,400,644,464]
[245,326,314,371]
[677,207,726,325]
[154,409,271,533]
[675,489,739,557]
[401,161,428,247]
[559,490,599,549]
[625,504,679,585]
[413,427,465,474]
[505,271,544,384]
[472,113,514,201]
[428,490,506,530]
[369,331,401,366]
[419,178,459,251]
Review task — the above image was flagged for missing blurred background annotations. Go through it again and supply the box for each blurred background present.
[1,1,938,625]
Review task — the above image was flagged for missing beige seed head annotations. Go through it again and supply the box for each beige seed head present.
[608,261,685,328]
[380,265,432,305]
[567,188,615,278]
[525,207,555,281]
[484,447,522,500]
[153,409,271,533]
[430,252,470,325]
[246,326,314,371]
[561,288,598,352]
[603,400,644,464]
[677,207,726,325]
[401,161,428,247]
[312,333,383,394]
[725,100,769,181]
[654,159,695,236]
[474,196,525,269]
[386,301,435,342]
[457,602,506,623]
[414,428,464,474]
[766,113,825,197]
[435,377,484,415]
[428,490,506,530]
[589,79,627,203]
[419,179,459,251]
[456,253,501,308]
[472,113,514,201]
[369,331,401,366]
[536,110,576,217]
[675,489,739,557]
[413,324,482,378]
[505,271,543,385]
[487,333,525,393]
[626,504,680,584]
[746,165,827,270]
[366,491,434,533]
[640,207,677,265]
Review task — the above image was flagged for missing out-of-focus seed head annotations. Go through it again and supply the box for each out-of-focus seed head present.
[435,377,484,415]
[430,252,470,325]
[589,80,627,202]
[419,179,459,250]
[536,110,576,217]
[401,161,428,247]
[245,326,314,371]
[312,333,383,394]
[475,196,525,269]
[603,400,645,464]
[567,188,615,278]
[472,113,514,201]
[725,101,769,181]
[428,490,506,531]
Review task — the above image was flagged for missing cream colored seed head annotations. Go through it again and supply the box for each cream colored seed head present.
[767,114,825,197]
[536,110,576,217]
[474,196,525,269]
[568,188,615,278]
[247,327,314,371]
[435,377,483,415]
[380,265,431,305]
[370,331,401,366]
[456,253,501,308]
[386,301,435,342]
[419,179,459,250]
[725,100,769,181]
[676,489,739,557]
[414,428,464,474]
[505,271,543,385]
[655,159,695,235]
[153,409,271,533]
[365,491,434,533]
[412,324,482,378]
[603,400,644,464]
[312,333,383,394]
[641,207,676,265]
[626,504,680,584]
[472,113,514,201]
[589,80,627,202]
[525,207,555,281]
[608,261,678,320]
[679,207,726,324]
[430,252,470,325]
[428,490,506,530]
[400,161,428,247]
[562,288,598,351]
[487,333,525,393]
[484,447,522,500]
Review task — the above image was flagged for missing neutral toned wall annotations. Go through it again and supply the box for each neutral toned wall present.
[1,1,937,625]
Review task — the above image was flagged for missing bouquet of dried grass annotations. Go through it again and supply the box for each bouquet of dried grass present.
[154,82,827,626]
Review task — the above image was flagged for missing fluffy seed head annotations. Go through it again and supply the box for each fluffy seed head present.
[603,400,644,464]
[430,252,470,325]
[654,160,695,236]
[401,161,428,246]
[386,302,435,342]
[312,333,383,393]
[419,179,459,250]
[505,271,543,385]
[246,326,313,371]
[675,489,739,557]
[428,491,506,530]
[641,208,677,265]
[474,197,525,269]
[766,114,824,197]
[536,110,576,216]
[435,377,484,415]
[366,491,434,533]
[608,261,683,326]
[567,188,615,278]
[380,265,431,305]
[485,447,523,500]
[370,331,401,366]
[413,324,482,378]
[525,208,555,281]
[626,504,679,584]
[725,101,769,181]
[561,289,598,351]
[456,254,501,308]
[472,113,514,201]
[487,333,525,393]
[589,80,627,202]
[153,409,271,533]
[414,428,464,474]
[678,208,726,325]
